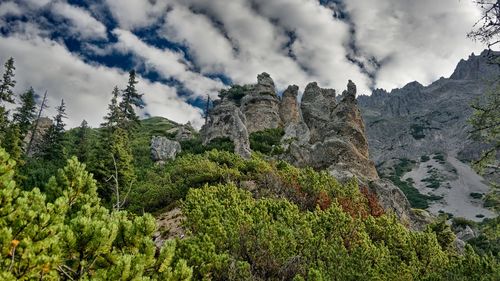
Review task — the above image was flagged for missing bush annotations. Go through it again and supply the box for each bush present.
[249,128,285,155]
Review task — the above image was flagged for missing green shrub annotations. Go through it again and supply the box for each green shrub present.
[470,192,484,199]
[249,128,285,155]
[421,155,430,162]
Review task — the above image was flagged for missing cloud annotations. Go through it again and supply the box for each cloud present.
[104,0,169,29]
[51,2,107,40]
[112,28,225,98]
[0,2,22,17]
[344,0,485,90]
[0,34,204,128]
[159,0,371,94]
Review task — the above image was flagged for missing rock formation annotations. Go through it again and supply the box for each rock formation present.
[201,99,252,158]
[150,136,182,163]
[201,73,420,227]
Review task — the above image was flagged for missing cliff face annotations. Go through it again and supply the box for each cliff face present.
[358,50,500,164]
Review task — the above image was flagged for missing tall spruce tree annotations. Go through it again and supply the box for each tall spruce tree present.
[119,70,143,129]
[0,57,16,142]
[0,57,16,105]
[102,86,123,129]
[75,120,91,163]
[13,87,37,138]
[40,99,67,162]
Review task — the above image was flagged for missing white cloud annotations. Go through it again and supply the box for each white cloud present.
[160,0,371,95]
[113,28,225,98]
[104,0,169,30]
[345,0,486,90]
[0,2,22,17]
[51,2,107,40]
[0,34,204,128]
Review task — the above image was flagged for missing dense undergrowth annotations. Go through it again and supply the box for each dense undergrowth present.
[2,147,500,280]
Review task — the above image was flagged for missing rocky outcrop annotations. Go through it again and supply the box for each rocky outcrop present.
[279,85,301,125]
[151,136,181,163]
[201,99,251,158]
[241,73,281,133]
[175,122,195,141]
[24,117,52,156]
[288,80,378,182]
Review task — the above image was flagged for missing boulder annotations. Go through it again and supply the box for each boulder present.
[279,85,301,125]
[150,136,181,162]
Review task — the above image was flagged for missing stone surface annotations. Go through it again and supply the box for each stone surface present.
[175,122,195,141]
[241,73,281,133]
[24,117,52,156]
[201,99,251,158]
[455,225,477,241]
[358,50,500,164]
[279,85,301,125]
[150,136,181,162]
[300,82,336,143]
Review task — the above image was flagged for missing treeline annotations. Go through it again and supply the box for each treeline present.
[0,58,146,209]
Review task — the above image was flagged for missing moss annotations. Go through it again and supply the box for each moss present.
[470,192,484,199]
[420,155,430,162]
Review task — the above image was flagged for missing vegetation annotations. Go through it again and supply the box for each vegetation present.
[0,57,499,280]
[249,127,285,155]
[382,158,442,209]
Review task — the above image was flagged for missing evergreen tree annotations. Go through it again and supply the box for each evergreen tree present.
[3,124,22,166]
[40,99,67,162]
[0,57,16,105]
[119,70,143,129]
[75,120,91,163]
[0,57,16,142]
[12,87,37,138]
[0,149,192,280]
[102,86,123,129]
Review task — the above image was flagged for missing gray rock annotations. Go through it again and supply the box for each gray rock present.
[279,85,301,125]
[455,225,477,241]
[368,179,427,230]
[300,82,336,143]
[358,50,500,164]
[241,73,281,133]
[201,100,251,158]
[175,122,195,141]
[150,136,181,162]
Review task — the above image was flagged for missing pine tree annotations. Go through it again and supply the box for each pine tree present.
[3,124,22,166]
[75,120,91,163]
[0,57,16,142]
[119,70,143,129]
[13,87,37,138]
[40,99,67,162]
[0,149,192,280]
[102,86,123,129]
[0,57,16,105]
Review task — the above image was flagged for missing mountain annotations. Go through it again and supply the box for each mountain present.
[358,50,500,220]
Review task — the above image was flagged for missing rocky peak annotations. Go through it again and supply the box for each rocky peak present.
[450,50,500,80]
[256,72,276,94]
[341,79,357,102]
[279,85,301,125]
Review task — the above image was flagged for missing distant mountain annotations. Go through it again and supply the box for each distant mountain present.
[358,50,499,220]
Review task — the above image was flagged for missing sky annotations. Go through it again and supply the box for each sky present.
[0,0,489,128]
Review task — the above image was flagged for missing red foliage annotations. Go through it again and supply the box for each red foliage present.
[316,191,332,210]
[360,186,385,217]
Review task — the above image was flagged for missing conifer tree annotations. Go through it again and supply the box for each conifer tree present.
[119,70,143,129]
[0,57,16,105]
[0,149,192,280]
[75,120,91,163]
[40,99,67,162]
[0,57,16,142]
[13,87,37,138]
[102,86,123,129]
[3,124,22,165]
